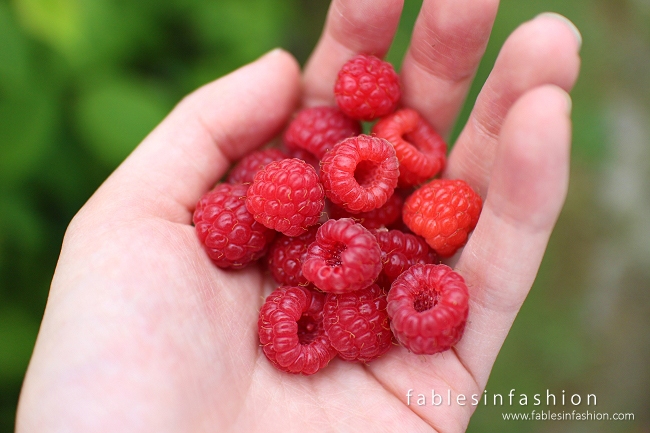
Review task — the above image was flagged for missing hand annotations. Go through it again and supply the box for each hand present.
[17,1,581,432]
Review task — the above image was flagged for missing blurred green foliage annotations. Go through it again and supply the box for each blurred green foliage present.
[1,0,648,431]
[0,0,325,429]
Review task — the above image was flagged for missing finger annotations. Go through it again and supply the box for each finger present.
[87,49,301,223]
[453,85,572,388]
[302,0,404,106]
[446,13,581,195]
[399,0,500,136]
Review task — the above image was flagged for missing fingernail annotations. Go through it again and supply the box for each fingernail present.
[263,48,286,58]
[536,12,582,52]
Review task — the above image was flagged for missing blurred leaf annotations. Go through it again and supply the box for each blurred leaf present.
[12,0,155,68]
[0,308,39,384]
[0,3,31,92]
[36,140,109,213]
[71,1,155,67]
[181,0,296,91]
[74,79,172,166]
[0,90,55,185]
[0,193,45,254]
[12,0,82,59]
[192,0,292,59]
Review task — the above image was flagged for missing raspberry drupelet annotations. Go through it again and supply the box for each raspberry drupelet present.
[372,228,438,285]
[283,146,321,175]
[227,148,287,184]
[193,183,275,269]
[246,158,325,237]
[320,135,399,213]
[258,286,336,375]
[334,54,401,121]
[302,218,382,293]
[402,179,482,257]
[283,106,361,159]
[387,264,469,355]
[328,193,403,230]
[372,108,447,187]
[267,227,318,287]
[323,284,393,362]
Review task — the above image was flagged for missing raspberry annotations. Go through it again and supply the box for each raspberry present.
[227,148,287,184]
[402,179,482,257]
[387,264,469,355]
[283,107,361,159]
[302,218,382,293]
[334,54,401,121]
[193,183,275,269]
[372,228,438,285]
[328,193,403,230]
[284,146,320,175]
[246,158,325,237]
[372,108,447,187]
[267,227,318,287]
[320,135,399,213]
[258,286,336,375]
[323,284,392,362]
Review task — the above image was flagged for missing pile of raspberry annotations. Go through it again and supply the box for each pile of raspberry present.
[193,54,483,375]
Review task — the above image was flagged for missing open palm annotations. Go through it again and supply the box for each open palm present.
[17,1,581,432]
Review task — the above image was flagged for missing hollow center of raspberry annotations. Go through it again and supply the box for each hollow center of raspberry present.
[404,131,421,149]
[297,315,320,345]
[325,242,347,267]
[354,160,379,187]
[405,128,436,154]
[413,290,439,312]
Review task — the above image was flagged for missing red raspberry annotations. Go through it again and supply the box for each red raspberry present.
[227,148,286,184]
[283,107,361,159]
[284,146,320,175]
[323,284,392,362]
[320,135,399,213]
[193,183,275,269]
[302,218,382,293]
[267,227,318,287]
[372,228,438,285]
[328,194,403,230]
[387,264,469,355]
[246,158,324,237]
[372,108,447,187]
[258,286,336,375]
[402,179,482,257]
[334,54,401,121]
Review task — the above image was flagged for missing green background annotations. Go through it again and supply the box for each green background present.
[0,0,648,431]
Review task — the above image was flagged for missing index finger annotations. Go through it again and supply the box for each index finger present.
[302,0,404,106]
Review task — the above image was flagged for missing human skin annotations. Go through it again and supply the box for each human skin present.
[16,1,581,432]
